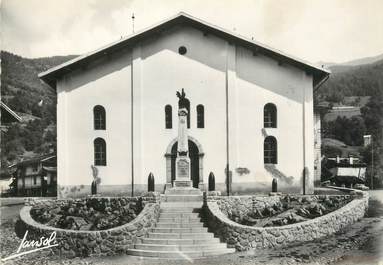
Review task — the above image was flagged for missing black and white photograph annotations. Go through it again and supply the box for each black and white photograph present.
[1,0,382,264]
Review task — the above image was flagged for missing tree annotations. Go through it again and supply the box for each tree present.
[361,95,383,139]
[349,116,366,146]
[323,116,366,146]
[44,130,56,143]
[360,95,383,188]
[322,145,342,157]
[23,119,44,151]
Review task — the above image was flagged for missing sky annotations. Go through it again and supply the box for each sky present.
[1,0,382,64]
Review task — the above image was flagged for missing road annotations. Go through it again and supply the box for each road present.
[332,189,383,265]
[0,198,24,225]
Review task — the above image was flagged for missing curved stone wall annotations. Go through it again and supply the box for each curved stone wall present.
[204,191,368,251]
[19,199,160,257]
[208,195,281,217]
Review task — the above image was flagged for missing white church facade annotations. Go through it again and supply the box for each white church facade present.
[39,13,330,198]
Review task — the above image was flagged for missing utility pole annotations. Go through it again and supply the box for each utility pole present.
[130,12,135,198]
[371,138,374,190]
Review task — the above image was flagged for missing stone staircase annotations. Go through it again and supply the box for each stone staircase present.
[127,188,235,259]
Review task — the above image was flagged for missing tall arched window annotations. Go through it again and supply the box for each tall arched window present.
[94,138,106,166]
[264,103,277,128]
[165,105,172,129]
[197,104,204,128]
[264,136,277,164]
[93,105,106,130]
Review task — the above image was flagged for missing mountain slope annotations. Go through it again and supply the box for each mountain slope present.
[341,53,383,66]
[1,51,76,120]
[317,58,383,101]
[317,52,383,72]
[1,51,76,164]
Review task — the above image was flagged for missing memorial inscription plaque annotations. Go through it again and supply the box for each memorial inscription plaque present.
[177,159,190,179]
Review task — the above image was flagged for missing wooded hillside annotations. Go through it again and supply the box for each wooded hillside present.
[1,51,76,164]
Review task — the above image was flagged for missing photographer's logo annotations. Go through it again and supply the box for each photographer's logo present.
[1,230,58,262]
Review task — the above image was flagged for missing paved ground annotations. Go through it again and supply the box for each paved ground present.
[0,198,26,207]
[1,191,382,265]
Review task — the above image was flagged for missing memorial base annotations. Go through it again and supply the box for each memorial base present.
[174,179,192,188]
[165,183,173,190]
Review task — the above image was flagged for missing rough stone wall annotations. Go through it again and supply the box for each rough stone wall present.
[19,197,160,258]
[207,195,281,215]
[25,192,161,208]
[204,192,368,251]
[207,196,253,217]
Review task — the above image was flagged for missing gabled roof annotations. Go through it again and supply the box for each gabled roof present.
[10,154,56,167]
[39,12,330,90]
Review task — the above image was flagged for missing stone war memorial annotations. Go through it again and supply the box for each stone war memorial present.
[174,89,193,188]
[15,12,369,261]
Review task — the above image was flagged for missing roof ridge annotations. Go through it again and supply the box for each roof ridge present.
[39,12,330,89]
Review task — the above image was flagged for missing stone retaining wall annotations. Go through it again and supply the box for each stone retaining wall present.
[208,195,281,216]
[19,197,160,258]
[204,191,369,251]
[24,192,160,208]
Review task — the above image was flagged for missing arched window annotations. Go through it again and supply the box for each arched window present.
[264,103,277,128]
[93,105,106,130]
[197,104,204,128]
[94,138,106,166]
[165,105,172,129]
[264,136,277,164]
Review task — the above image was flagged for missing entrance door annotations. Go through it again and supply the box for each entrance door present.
[171,140,199,188]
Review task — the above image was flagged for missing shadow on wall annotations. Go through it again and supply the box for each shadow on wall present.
[262,128,294,185]
[264,164,294,185]
[139,25,303,103]
[61,25,305,103]
[64,48,132,92]
[236,167,250,176]
[261,128,266,137]
[58,185,87,198]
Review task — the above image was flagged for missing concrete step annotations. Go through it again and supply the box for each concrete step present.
[159,212,200,218]
[156,222,204,228]
[126,248,235,259]
[158,217,201,223]
[152,227,208,233]
[163,195,203,202]
[160,208,199,213]
[134,243,228,251]
[160,202,203,208]
[141,237,220,245]
[164,188,203,195]
[148,232,214,239]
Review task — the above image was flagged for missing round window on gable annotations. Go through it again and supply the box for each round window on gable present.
[178,46,187,55]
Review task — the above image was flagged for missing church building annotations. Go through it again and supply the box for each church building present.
[39,13,330,198]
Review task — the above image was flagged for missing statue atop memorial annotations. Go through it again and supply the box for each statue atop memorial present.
[176,88,189,110]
